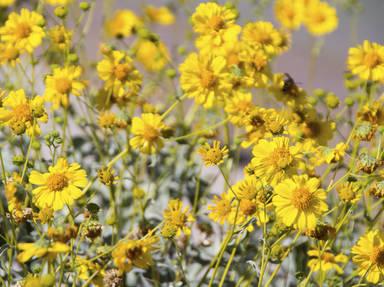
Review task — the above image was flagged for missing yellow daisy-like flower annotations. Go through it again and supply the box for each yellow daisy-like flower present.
[130,113,168,154]
[162,199,195,236]
[0,43,20,66]
[347,41,384,82]
[241,21,283,55]
[272,174,328,230]
[134,39,170,72]
[17,240,70,263]
[112,233,158,272]
[179,52,231,108]
[307,248,348,274]
[198,140,229,166]
[304,1,338,36]
[97,50,142,98]
[49,25,72,51]
[45,0,72,6]
[29,158,88,211]
[44,65,86,109]
[208,192,234,224]
[106,9,142,38]
[225,91,254,126]
[352,230,384,284]
[145,5,175,26]
[274,0,304,30]
[323,142,348,164]
[0,0,15,7]
[0,89,47,136]
[0,8,45,53]
[251,137,298,185]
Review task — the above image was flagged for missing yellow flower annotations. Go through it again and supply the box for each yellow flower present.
[323,142,348,164]
[106,9,142,38]
[76,256,104,286]
[251,137,298,185]
[97,50,142,98]
[272,174,328,230]
[304,1,338,36]
[307,248,348,274]
[336,181,361,204]
[191,2,241,55]
[0,8,45,53]
[29,158,88,211]
[45,0,72,6]
[49,25,72,51]
[0,89,47,136]
[44,65,86,109]
[17,240,69,263]
[179,52,231,108]
[162,199,195,236]
[352,230,384,284]
[112,233,158,272]
[225,91,254,126]
[0,0,15,7]
[145,5,175,25]
[198,141,229,166]
[208,192,233,224]
[0,43,20,66]
[130,113,168,154]
[134,39,170,72]
[274,0,304,30]
[241,21,283,55]
[347,41,384,82]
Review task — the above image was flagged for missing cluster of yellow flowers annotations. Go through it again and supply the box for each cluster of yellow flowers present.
[0,1,384,286]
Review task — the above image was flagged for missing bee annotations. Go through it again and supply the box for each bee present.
[282,73,300,96]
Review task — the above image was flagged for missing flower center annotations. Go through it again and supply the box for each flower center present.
[3,46,19,61]
[15,22,32,39]
[142,124,160,141]
[370,247,384,267]
[13,104,33,122]
[114,63,132,81]
[55,78,72,94]
[125,245,143,260]
[364,51,382,69]
[271,147,292,169]
[46,173,69,192]
[291,187,312,211]
[200,70,216,89]
[321,252,335,263]
[240,199,257,216]
[208,15,225,31]
[206,149,223,163]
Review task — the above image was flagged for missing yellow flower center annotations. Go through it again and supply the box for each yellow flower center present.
[15,22,32,39]
[142,124,160,142]
[321,252,335,263]
[3,46,19,61]
[55,78,72,94]
[364,51,382,69]
[370,247,384,267]
[200,69,216,89]
[208,15,225,31]
[125,244,143,260]
[114,63,132,81]
[271,147,292,169]
[13,104,33,122]
[240,199,257,216]
[313,13,326,24]
[205,148,224,164]
[217,200,232,216]
[46,173,69,192]
[291,187,312,211]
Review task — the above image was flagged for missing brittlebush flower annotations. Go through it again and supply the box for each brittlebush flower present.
[49,25,72,51]
[17,240,69,263]
[225,91,254,126]
[179,52,231,108]
[352,230,384,284]
[29,158,88,211]
[134,39,170,72]
[162,199,194,237]
[106,10,142,38]
[307,248,348,274]
[45,0,72,6]
[112,233,158,272]
[44,66,86,109]
[130,113,168,154]
[347,41,384,82]
[273,175,328,230]
[0,9,45,53]
[304,1,338,36]
[0,89,47,136]
[0,0,15,6]
[208,192,233,224]
[198,141,229,166]
[145,5,175,25]
[0,44,20,66]
[274,0,304,30]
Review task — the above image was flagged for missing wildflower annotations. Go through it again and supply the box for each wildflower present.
[106,10,142,38]
[0,0,14,6]
[130,113,168,154]
[179,53,231,108]
[273,175,328,230]
[347,41,384,81]
[368,180,384,198]
[0,9,45,53]
[97,167,118,186]
[76,257,104,286]
[29,158,88,211]
[336,180,361,203]
[274,0,304,30]
[304,1,338,36]
[251,137,298,185]
[44,66,86,109]
[225,91,254,126]
[17,240,70,263]
[162,199,194,236]
[307,248,348,274]
[352,230,384,284]
[49,25,72,51]
[207,192,233,224]
[145,5,175,25]
[112,233,158,272]
[0,43,20,66]
[46,0,72,5]
[323,142,348,164]
[134,39,170,72]
[0,89,47,136]
[198,141,228,166]
[97,50,142,98]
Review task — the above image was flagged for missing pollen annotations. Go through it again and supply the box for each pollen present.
[113,63,132,81]
[200,70,216,89]
[46,173,69,192]
[370,247,384,267]
[55,78,72,94]
[291,187,312,211]
[15,22,32,39]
